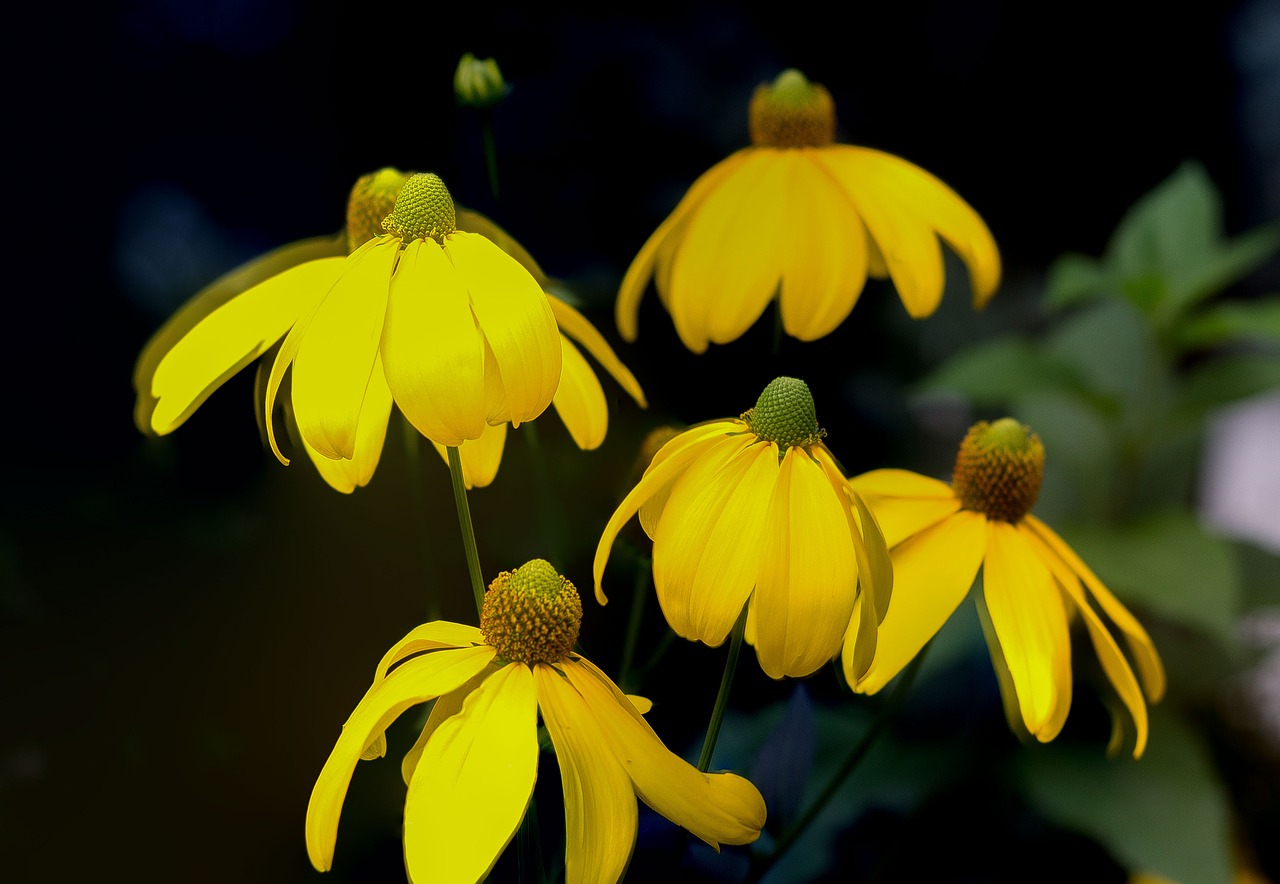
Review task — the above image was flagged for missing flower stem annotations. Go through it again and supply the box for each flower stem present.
[745,645,932,881]
[446,445,485,620]
[402,419,441,620]
[697,603,749,772]
[482,111,500,201]
[617,553,651,693]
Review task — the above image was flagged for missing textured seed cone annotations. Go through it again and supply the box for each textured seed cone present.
[951,418,1045,523]
[744,376,825,449]
[749,69,836,148]
[382,173,457,242]
[347,167,411,252]
[481,559,583,665]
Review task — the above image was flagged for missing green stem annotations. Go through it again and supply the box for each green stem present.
[746,645,931,882]
[482,112,500,201]
[446,445,485,619]
[617,554,652,693]
[697,603,749,772]
[401,420,441,620]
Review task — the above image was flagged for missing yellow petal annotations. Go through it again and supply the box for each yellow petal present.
[982,520,1073,740]
[638,421,743,539]
[401,669,493,785]
[535,664,638,884]
[1020,524,1150,758]
[848,467,956,499]
[752,448,857,678]
[292,239,398,459]
[302,356,394,493]
[566,658,765,846]
[381,238,487,447]
[853,511,986,693]
[445,231,561,425]
[848,469,961,548]
[552,334,609,449]
[549,295,646,407]
[616,152,748,342]
[456,207,551,289]
[373,621,487,682]
[777,155,869,341]
[304,645,496,872]
[814,449,893,624]
[432,421,508,489]
[403,663,539,884]
[1024,516,1166,702]
[652,436,776,646]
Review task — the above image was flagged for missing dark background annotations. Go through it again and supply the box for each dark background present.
[4,1,1278,881]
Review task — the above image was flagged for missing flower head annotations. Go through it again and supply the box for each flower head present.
[306,559,765,883]
[454,52,508,109]
[594,377,892,679]
[847,418,1166,757]
[617,68,1001,352]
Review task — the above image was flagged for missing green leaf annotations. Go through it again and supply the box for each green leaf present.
[1055,511,1241,646]
[1018,706,1234,884]
[1013,390,1115,525]
[1046,299,1161,415]
[1173,297,1280,350]
[913,336,1088,407]
[1170,225,1280,318]
[1177,354,1280,421]
[1044,253,1109,312]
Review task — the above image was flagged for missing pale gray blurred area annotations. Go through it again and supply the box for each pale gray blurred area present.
[1200,391,1280,553]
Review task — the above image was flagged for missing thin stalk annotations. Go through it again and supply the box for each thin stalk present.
[697,603,749,772]
[482,112,500,201]
[446,445,485,619]
[401,420,441,620]
[617,554,652,693]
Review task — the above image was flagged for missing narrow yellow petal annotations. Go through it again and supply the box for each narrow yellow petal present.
[304,645,496,872]
[401,669,492,785]
[303,356,394,493]
[381,238,487,447]
[639,421,743,539]
[566,658,766,846]
[292,240,398,459]
[456,207,551,289]
[445,231,561,425]
[431,421,508,489]
[813,448,893,623]
[551,335,609,449]
[549,296,646,407]
[982,521,1073,740]
[372,621,487,682]
[752,448,858,678]
[848,469,961,548]
[403,663,539,884]
[535,665,638,884]
[848,467,956,499]
[1024,515,1166,702]
[652,437,776,646]
[853,511,986,694]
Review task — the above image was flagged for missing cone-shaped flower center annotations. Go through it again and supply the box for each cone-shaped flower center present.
[749,69,836,148]
[743,376,825,450]
[951,418,1045,523]
[382,173,457,243]
[480,559,583,665]
[347,167,411,253]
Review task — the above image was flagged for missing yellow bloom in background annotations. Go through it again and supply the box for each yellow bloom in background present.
[594,377,892,680]
[616,68,1001,353]
[306,560,766,883]
[135,168,643,492]
[847,418,1166,757]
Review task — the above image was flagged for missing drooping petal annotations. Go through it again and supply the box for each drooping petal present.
[848,469,962,548]
[1020,524,1150,757]
[535,664,638,884]
[381,238,486,447]
[777,154,869,341]
[456,207,552,289]
[548,296,646,408]
[432,421,508,489]
[593,428,734,604]
[981,520,1073,741]
[446,231,561,425]
[302,356,394,493]
[848,468,956,499]
[292,239,398,459]
[373,621,487,682]
[667,150,788,352]
[401,669,492,785]
[616,153,748,342]
[638,422,744,539]
[652,436,776,646]
[752,448,858,678]
[566,658,766,847]
[1024,515,1166,702]
[551,334,609,449]
[403,663,539,884]
[814,449,893,623]
[304,645,497,872]
[852,511,986,694]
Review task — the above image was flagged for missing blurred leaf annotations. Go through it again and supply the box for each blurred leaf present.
[1236,540,1280,610]
[1014,390,1114,524]
[1044,253,1109,311]
[1046,299,1162,419]
[1173,298,1280,350]
[1057,511,1241,646]
[1173,226,1280,319]
[1176,355,1280,421]
[913,336,1088,406]
[1018,706,1234,884]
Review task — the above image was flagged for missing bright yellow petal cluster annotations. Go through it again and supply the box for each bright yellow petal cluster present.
[616,69,1000,353]
[847,420,1166,757]
[594,378,892,679]
[306,561,765,884]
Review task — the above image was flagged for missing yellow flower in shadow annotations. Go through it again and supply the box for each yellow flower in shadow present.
[306,560,765,883]
[594,377,892,680]
[847,419,1166,757]
[617,69,1001,353]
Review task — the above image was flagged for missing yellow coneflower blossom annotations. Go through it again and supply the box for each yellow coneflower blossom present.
[306,560,765,883]
[594,377,892,680]
[847,418,1166,757]
[617,68,1000,352]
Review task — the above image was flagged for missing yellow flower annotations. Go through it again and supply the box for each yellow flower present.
[847,418,1166,757]
[134,168,644,492]
[306,560,766,883]
[616,68,1001,353]
[594,377,892,679]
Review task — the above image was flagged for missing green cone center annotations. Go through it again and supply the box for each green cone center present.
[480,559,582,665]
[382,172,457,243]
[744,377,825,449]
[749,69,836,148]
[951,418,1045,523]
